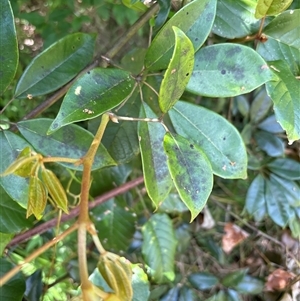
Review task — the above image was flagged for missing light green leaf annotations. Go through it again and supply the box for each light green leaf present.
[245,174,267,222]
[48,68,135,133]
[159,27,194,113]
[0,0,18,93]
[257,9,300,75]
[234,275,264,294]
[17,118,115,171]
[0,232,13,255]
[15,33,96,98]
[92,198,137,252]
[213,0,260,39]
[267,158,300,180]
[266,60,300,143]
[255,0,293,18]
[163,133,213,221]
[145,0,217,71]
[0,258,26,301]
[132,264,150,301]
[138,102,172,207]
[187,44,275,97]
[169,101,247,179]
[142,213,177,283]
[0,131,30,208]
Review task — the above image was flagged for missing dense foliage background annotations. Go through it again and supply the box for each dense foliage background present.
[0,0,299,300]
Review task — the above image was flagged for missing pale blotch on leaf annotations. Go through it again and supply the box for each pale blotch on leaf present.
[75,86,82,95]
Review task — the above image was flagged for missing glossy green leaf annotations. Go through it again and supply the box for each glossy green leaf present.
[48,68,135,133]
[250,89,273,123]
[227,290,242,301]
[187,44,275,97]
[245,174,267,222]
[132,264,150,301]
[159,27,194,113]
[23,270,43,301]
[0,258,26,301]
[0,232,13,255]
[92,198,137,252]
[138,102,172,207]
[234,275,264,294]
[27,176,47,220]
[163,133,213,221]
[145,0,217,71]
[14,33,95,98]
[254,130,284,157]
[255,0,293,18]
[221,269,248,287]
[169,101,247,179]
[161,287,180,301]
[142,213,177,283]
[0,0,18,93]
[267,158,300,180]
[154,0,171,32]
[17,118,115,171]
[0,131,30,208]
[213,0,260,39]
[179,286,198,301]
[257,10,300,75]
[188,273,219,290]
[257,115,284,133]
[265,60,300,143]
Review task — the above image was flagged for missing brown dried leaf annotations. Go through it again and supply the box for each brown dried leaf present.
[265,269,295,292]
[222,222,249,253]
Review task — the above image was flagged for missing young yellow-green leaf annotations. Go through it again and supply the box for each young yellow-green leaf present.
[255,0,293,18]
[27,176,47,220]
[0,155,37,177]
[159,27,194,113]
[41,168,68,213]
[138,102,172,207]
[14,33,96,98]
[0,0,19,93]
[163,133,213,221]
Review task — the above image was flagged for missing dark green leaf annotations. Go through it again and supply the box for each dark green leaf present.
[24,270,43,301]
[266,60,300,143]
[169,101,247,179]
[175,224,191,253]
[15,33,96,98]
[138,102,172,207]
[0,0,18,93]
[0,258,26,301]
[159,26,194,113]
[48,68,135,133]
[178,286,198,301]
[17,118,115,171]
[187,44,275,97]
[163,133,213,221]
[92,198,137,252]
[245,174,267,222]
[142,213,177,283]
[160,287,180,301]
[267,158,300,180]
[154,0,171,32]
[250,88,273,123]
[132,264,150,301]
[254,130,284,157]
[234,275,264,294]
[213,0,260,39]
[188,272,219,290]
[145,0,217,71]
[221,269,248,287]
[255,0,293,18]
[120,48,147,74]
[257,115,284,133]
[257,9,300,75]
[0,131,30,208]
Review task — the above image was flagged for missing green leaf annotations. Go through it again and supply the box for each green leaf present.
[255,0,293,18]
[187,44,275,97]
[0,258,26,301]
[145,0,217,71]
[159,27,194,113]
[257,115,284,133]
[250,89,273,123]
[159,194,189,214]
[213,0,260,39]
[267,158,300,180]
[0,232,14,255]
[169,101,247,179]
[161,287,180,300]
[234,275,264,294]
[179,286,198,301]
[92,198,137,252]
[138,102,172,207]
[48,68,135,133]
[132,264,150,301]
[254,130,284,157]
[188,272,219,290]
[0,131,30,208]
[221,269,248,287]
[245,174,267,222]
[17,118,115,171]
[142,213,177,283]
[163,133,213,221]
[0,186,32,233]
[265,60,300,143]
[0,0,18,93]
[257,9,300,75]
[14,33,96,98]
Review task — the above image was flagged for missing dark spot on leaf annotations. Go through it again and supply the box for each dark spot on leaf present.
[221,69,226,75]
[186,12,189,15]
[87,71,90,74]
[186,73,189,76]
[41,66,44,69]
[223,137,226,140]
[190,144,194,149]
[206,12,214,22]
[225,46,242,57]
[195,38,198,41]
